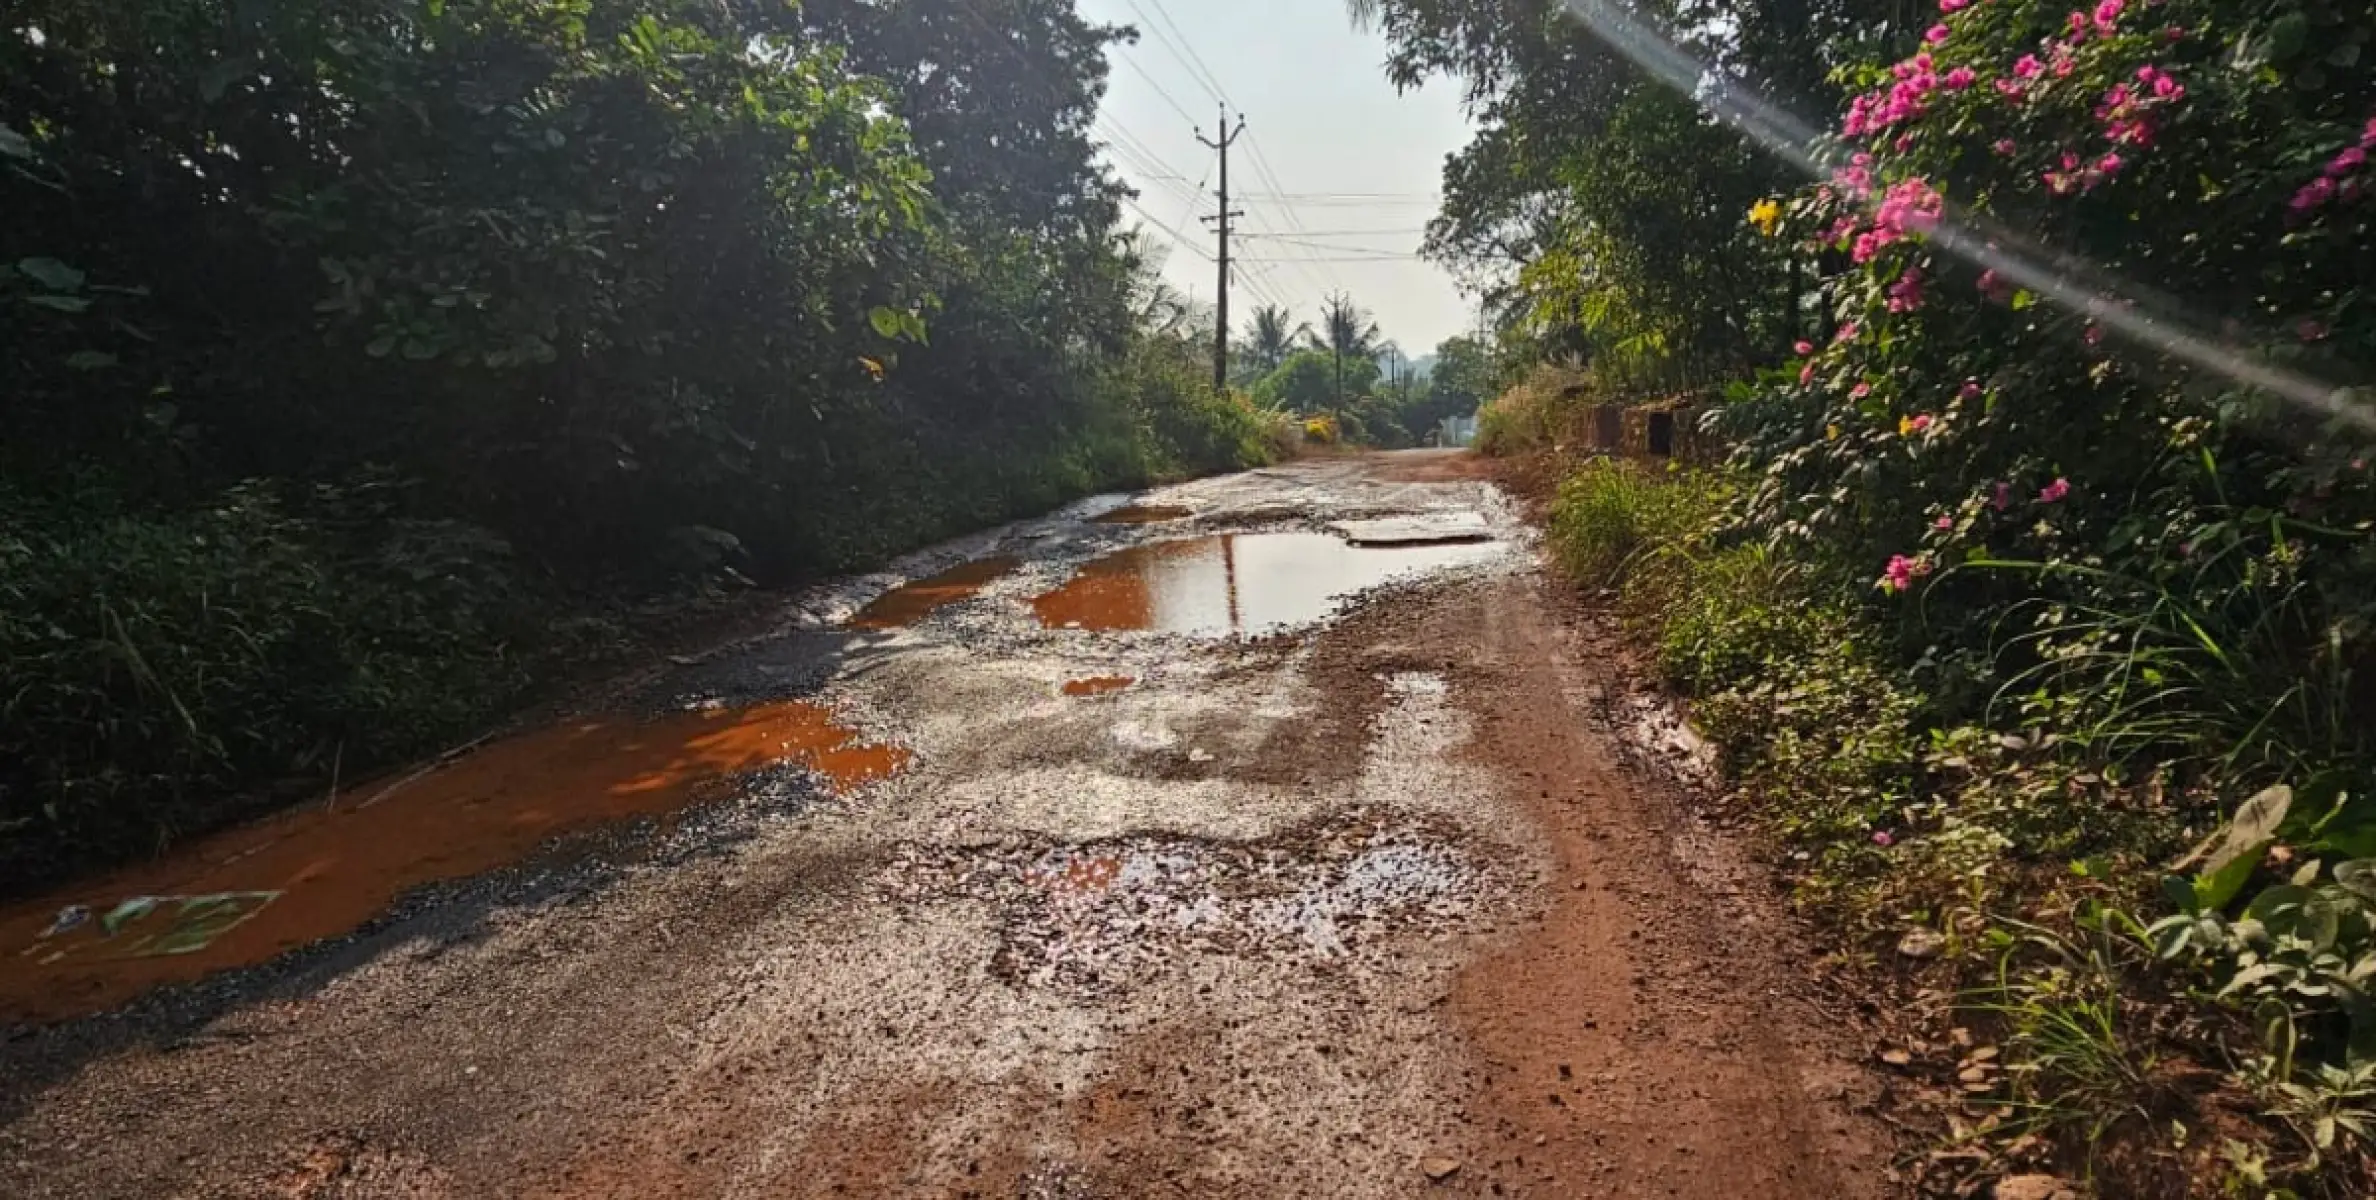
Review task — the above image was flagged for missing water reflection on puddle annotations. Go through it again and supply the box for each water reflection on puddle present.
[0,702,904,1023]
[1031,532,1502,635]
[851,556,1020,629]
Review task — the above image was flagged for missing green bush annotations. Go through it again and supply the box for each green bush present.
[1546,460,1719,589]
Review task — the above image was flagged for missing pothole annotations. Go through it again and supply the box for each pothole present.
[1029,532,1506,636]
[1,701,905,1024]
[872,812,1504,996]
[849,556,1021,629]
[1091,504,1196,525]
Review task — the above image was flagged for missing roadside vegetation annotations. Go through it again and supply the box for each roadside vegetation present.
[1232,294,1496,448]
[1355,0,2376,1192]
[0,0,1300,893]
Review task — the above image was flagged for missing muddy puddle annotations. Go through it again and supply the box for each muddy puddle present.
[1092,504,1195,524]
[1,702,904,1023]
[850,556,1020,629]
[1031,531,1503,635]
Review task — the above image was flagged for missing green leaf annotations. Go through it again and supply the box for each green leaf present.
[2269,13,2310,59]
[867,306,903,339]
[26,295,91,313]
[0,124,29,159]
[64,351,119,371]
[2337,861,2376,902]
[198,60,246,103]
[18,257,87,292]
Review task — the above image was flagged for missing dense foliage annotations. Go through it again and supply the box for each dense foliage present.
[1366,0,2376,1188]
[0,0,1273,888]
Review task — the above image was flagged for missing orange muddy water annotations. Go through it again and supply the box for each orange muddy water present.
[1091,504,1195,524]
[1060,675,1137,697]
[850,556,1021,628]
[1,702,905,1024]
[1030,532,1503,635]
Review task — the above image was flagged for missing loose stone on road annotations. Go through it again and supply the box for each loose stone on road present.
[0,451,1890,1198]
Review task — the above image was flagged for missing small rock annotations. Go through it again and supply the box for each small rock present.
[1878,1049,1912,1067]
[1991,1174,2078,1200]
[1957,1067,1990,1084]
[1896,929,1948,959]
[1968,1046,2000,1063]
[1420,1156,1461,1181]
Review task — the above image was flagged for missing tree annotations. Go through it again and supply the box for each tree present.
[1316,293,1383,408]
[1253,348,1378,416]
[1244,304,1306,374]
[1402,334,1496,439]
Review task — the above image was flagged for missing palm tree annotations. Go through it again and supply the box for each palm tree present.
[1316,292,1382,408]
[1245,304,1305,373]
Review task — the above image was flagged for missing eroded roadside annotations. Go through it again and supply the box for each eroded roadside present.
[0,451,1894,1198]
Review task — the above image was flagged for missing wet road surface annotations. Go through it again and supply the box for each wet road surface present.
[0,452,1890,1198]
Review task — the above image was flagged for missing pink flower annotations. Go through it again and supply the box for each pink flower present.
[1799,362,1815,386]
[1992,482,2012,511]
[1995,78,2027,101]
[2164,25,2185,43]
[2293,176,2337,214]
[1935,515,1954,530]
[1993,138,2017,155]
[1977,269,2013,304]
[1835,322,1860,343]
[2152,73,2183,100]
[2013,54,2043,78]
[2092,0,2122,32]
[1880,555,1922,593]
[2097,151,2126,176]
[1926,23,1951,43]
[1945,66,1977,90]
[1959,379,1982,400]
[1873,831,1897,847]
[1850,382,1873,399]
[1907,413,1935,433]
[1939,0,1969,10]
[2329,147,2368,178]
[2083,323,2104,347]
[2039,477,2072,503]
[1794,340,1815,355]
[1887,267,1926,313]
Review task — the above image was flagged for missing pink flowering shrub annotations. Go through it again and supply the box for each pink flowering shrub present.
[1727,0,2376,790]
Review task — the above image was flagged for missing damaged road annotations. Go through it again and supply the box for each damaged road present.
[0,451,1894,1198]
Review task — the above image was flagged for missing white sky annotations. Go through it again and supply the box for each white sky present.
[1076,0,1480,354]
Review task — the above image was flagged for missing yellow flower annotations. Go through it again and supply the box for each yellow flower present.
[1747,198,1782,237]
[1826,423,1840,441]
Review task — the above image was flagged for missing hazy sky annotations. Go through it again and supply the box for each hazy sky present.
[1075,0,1479,354]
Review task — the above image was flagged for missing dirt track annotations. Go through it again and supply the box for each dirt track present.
[0,452,1893,1198]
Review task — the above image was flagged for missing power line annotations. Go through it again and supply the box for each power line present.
[1238,228,1431,239]
[1119,1,1223,107]
[1121,0,1229,107]
[1108,48,1201,127]
[1121,194,1214,262]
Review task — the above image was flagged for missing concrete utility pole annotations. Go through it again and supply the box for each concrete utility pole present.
[1197,106,1247,393]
